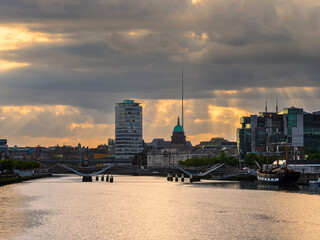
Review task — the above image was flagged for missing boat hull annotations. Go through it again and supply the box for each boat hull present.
[257,171,300,185]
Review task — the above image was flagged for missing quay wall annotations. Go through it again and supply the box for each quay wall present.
[0,173,52,186]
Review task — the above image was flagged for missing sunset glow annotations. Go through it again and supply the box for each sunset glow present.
[0,25,62,51]
[0,0,320,147]
[0,60,29,72]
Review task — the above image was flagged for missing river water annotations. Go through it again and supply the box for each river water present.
[1,175,320,240]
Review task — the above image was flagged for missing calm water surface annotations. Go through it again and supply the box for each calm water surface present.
[1,175,320,240]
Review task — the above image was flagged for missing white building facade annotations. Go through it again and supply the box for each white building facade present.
[115,100,143,160]
[147,149,216,168]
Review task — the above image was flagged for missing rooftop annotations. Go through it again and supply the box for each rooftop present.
[173,124,184,132]
[173,117,184,132]
[116,100,141,106]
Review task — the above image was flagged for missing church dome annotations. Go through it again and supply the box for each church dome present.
[173,117,184,132]
[173,124,184,132]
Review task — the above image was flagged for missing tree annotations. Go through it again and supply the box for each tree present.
[307,153,320,160]
[244,153,258,166]
[179,153,238,167]
[0,160,14,171]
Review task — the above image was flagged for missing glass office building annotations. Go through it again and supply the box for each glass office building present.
[304,111,320,152]
[237,107,320,159]
[115,100,143,160]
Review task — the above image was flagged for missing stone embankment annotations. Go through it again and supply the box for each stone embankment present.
[0,173,52,186]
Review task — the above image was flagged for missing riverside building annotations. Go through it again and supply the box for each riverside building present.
[237,106,320,160]
[147,119,194,167]
[115,100,143,161]
[170,117,187,149]
[0,139,8,160]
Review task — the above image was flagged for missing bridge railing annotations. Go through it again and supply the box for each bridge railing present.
[47,163,115,177]
[168,163,226,177]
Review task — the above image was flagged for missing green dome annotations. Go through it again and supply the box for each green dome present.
[173,117,184,132]
[173,124,184,132]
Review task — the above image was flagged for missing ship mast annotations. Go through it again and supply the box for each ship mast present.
[265,101,269,171]
[276,128,279,167]
[286,140,288,168]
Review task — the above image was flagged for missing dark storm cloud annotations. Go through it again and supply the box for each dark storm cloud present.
[0,0,188,24]
[1,0,320,110]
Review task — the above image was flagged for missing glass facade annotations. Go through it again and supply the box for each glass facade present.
[237,107,320,159]
[0,139,8,154]
[115,100,143,160]
[304,112,320,152]
[237,128,251,159]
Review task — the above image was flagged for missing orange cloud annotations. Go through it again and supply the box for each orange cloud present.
[187,133,221,145]
[214,90,238,96]
[0,101,252,147]
[191,0,203,5]
[125,29,151,37]
[0,25,63,51]
[139,99,251,145]
[0,60,29,72]
[0,105,113,147]
[0,25,65,72]
[208,105,250,128]
[1,105,79,117]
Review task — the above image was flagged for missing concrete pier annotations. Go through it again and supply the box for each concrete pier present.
[190,175,201,183]
[82,176,92,182]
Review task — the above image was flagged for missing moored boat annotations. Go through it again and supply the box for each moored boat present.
[257,167,300,185]
[256,138,300,185]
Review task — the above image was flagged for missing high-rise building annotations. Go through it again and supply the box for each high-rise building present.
[0,139,8,160]
[237,106,320,160]
[115,100,143,160]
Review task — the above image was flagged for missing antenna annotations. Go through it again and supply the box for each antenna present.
[265,100,268,113]
[182,67,184,129]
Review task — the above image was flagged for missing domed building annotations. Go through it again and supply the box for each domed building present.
[171,117,187,149]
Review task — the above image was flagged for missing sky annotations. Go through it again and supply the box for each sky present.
[1,0,320,147]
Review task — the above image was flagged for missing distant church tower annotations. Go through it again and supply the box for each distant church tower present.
[171,117,187,149]
[171,68,188,149]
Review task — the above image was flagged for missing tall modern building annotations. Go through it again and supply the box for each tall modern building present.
[237,106,320,160]
[115,100,143,160]
[0,139,8,160]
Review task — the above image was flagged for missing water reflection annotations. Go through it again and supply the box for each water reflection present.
[0,183,51,240]
[0,185,27,240]
[1,176,320,240]
[190,180,320,195]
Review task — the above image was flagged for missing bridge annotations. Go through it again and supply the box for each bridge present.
[43,162,251,183]
[169,163,226,182]
[48,163,115,182]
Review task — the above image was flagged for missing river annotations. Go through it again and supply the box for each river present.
[1,175,320,240]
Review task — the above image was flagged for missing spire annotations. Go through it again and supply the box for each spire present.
[182,67,184,129]
[265,100,268,113]
[276,100,278,114]
[173,116,184,132]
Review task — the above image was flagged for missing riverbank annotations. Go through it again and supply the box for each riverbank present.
[0,173,52,186]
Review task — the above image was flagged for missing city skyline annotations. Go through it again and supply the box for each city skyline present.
[1,100,318,148]
[1,1,320,147]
